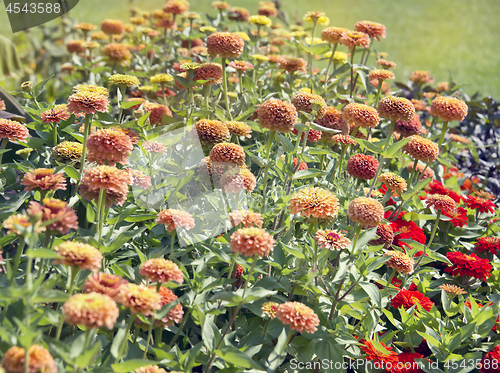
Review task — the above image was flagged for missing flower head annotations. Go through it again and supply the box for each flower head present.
[212,1,230,10]
[391,289,433,311]
[150,73,174,85]
[291,91,326,116]
[1,345,57,373]
[278,56,307,73]
[402,135,439,163]
[206,32,245,59]
[230,227,274,257]
[360,340,398,366]
[75,22,97,32]
[395,114,423,137]
[54,241,102,272]
[354,20,386,40]
[339,31,370,49]
[135,367,168,373]
[368,69,395,82]
[257,99,298,133]
[228,7,250,22]
[27,198,78,235]
[289,187,339,219]
[261,302,279,319]
[466,195,496,214]
[157,209,194,233]
[139,258,184,284]
[87,128,133,166]
[230,210,263,228]
[303,11,329,25]
[445,251,492,281]
[407,161,434,180]
[164,0,189,14]
[425,194,456,213]
[430,96,468,122]
[377,59,397,69]
[316,106,349,135]
[249,15,272,27]
[347,154,379,180]
[347,197,384,228]
[342,103,380,128]
[102,43,132,64]
[439,284,466,295]
[390,216,426,248]
[115,283,162,316]
[410,70,434,84]
[63,293,119,329]
[378,172,407,194]
[480,345,500,373]
[475,237,500,255]
[384,250,415,274]
[0,119,29,142]
[292,124,322,143]
[101,19,125,35]
[220,167,256,193]
[3,214,45,235]
[210,142,245,166]
[41,104,71,123]
[370,224,394,248]
[315,230,351,250]
[84,272,128,299]
[143,102,173,126]
[80,165,130,207]
[21,168,66,192]
[108,74,140,87]
[224,121,252,138]
[156,287,184,326]
[435,82,450,93]
[321,27,348,44]
[67,90,109,115]
[194,119,230,145]
[378,96,415,122]
[276,302,319,334]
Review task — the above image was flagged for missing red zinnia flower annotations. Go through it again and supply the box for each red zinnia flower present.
[425,180,463,203]
[445,251,492,281]
[475,237,500,255]
[390,289,433,312]
[466,195,496,214]
[442,207,468,228]
[360,340,398,366]
[390,218,426,248]
[390,351,425,373]
[480,345,500,373]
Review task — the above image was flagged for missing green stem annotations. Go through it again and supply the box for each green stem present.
[349,46,357,98]
[278,329,295,360]
[168,307,192,348]
[96,188,106,242]
[115,314,137,363]
[374,80,383,108]
[221,57,233,120]
[408,159,419,186]
[53,123,58,147]
[350,225,362,256]
[0,138,8,165]
[261,131,277,213]
[329,144,348,183]
[169,230,177,259]
[437,121,449,149]
[383,268,396,293]
[415,210,441,270]
[9,237,25,286]
[79,115,92,176]
[366,158,385,198]
[312,218,319,272]
[143,315,155,359]
[55,267,78,340]
[324,43,338,86]
[308,20,318,89]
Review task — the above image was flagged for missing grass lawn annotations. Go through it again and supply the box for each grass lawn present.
[0,0,498,98]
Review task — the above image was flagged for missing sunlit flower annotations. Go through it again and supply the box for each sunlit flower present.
[321,27,348,44]
[150,73,174,85]
[228,7,250,22]
[439,284,466,295]
[230,210,263,228]
[378,96,415,122]
[378,172,407,195]
[257,99,298,133]
[442,207,468,228]
[156,209,194,235]
[348,197,384,228]
[384,250,414,274]
[435,82,450,93]
[368,69,395,83]
[479,345,500,373]
[339,31,370,49]
[1,345,57,373]
[63,293,119,329]
[116,283,162,316]
[249,15,272,27]
[102,43,132,65]
[41,104,71,123]
[224,121,252,138]
[206,32,245,59]
[411,99,427,112]
[466,195,496,214]
[258,2,277,17]
[210,142,246,166]
[230,227,274,257]
[84,272,128,299]
[278,56,307,73]
[360,340,398,366]
[164,0,189,14]
[220,167,256,193]
[3,213,44,235]
[194,119,231,145]
[303,11,329,25]
[155,287,184,326]
[140,258,184,284]
[315,230,351,250]
[127,169,151,189]
[27,198,78,235]
[54,241,102,272]
[475,237,500,255]
[342,103,380,128]
[261,302,279,318]
[108,74,140,87]
[292,124,322,143]
[67,90,109,115]
[276,302,319,334]
[79,165,130,207]
[402,135,439,163]
[75,22,97,32]
[391,289,433,311]
[66,40,86,54]
[430,96,468,122]
[143,102,173,126]
[87,128,133,166]
[291,91,326,117]
[347,154,379,180]
[21,168,66,192]
[410,70,434,84]
[395,114,423,137]
[354,20,386,40]
[193,63,223,86]
[445,251,492,280]
[0,119,29,142]
[376,59,396,69]
[370,224,394,248]
[389,215,426,248]
[212,1,230,10]
[289,187,339,219]
[141,140,167,154]
[425,194,456,213]
[101,19,125,35]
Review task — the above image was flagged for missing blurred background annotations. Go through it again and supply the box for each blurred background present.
[0,0,498,97]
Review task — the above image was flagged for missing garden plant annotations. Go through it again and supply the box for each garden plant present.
[1,1,500,373]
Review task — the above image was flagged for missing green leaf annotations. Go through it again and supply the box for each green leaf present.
[293,168,325,180]
[26,248,59,259]
[215,346,263,369]
[64,165,80,180]
[75,340,101,369]
[33,75,54,98]
[353,138,383,154]
[102,226,147,255]
[381,137,411,158]
[359,282,381,307]
[309,43,330,55]
[120,100,143,109]
[112,359,158,372]
[276,133,294,153]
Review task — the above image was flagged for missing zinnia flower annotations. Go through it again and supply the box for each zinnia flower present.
[384,250,415,274]
[229,210,263,228]
[206,32,245,59]
[368,69,395,82]
[466,195,496,214]
[128,169,152,189]
[155,287,184,326]
[87,128,134,166]
[1,345,57,373]
[194,119,230,145]
[143,102,173,126]
[164,0,189,14]
[262,302,279,319]
[276,302,320,334]
[342,103,380,128]
[410,71,434,84]
[142,141,167,154]
[84,272,129,299]
[249,15,272,27]
[321,27,348,44]
[339,31,370,49]
[360,340,398,366]
[108,74,140,87]
[475,237,500,255]
[209,142,245,166]
[63,293,119,329]
[79,165,130,207]
[3,213,45,235]
[390,217,427,248]
[257,99,298,133]
[66,40,86,54]
[289,187,339,219]
[54,241,103,272]
[378,172,407,195]
[377,59,397,69]
[347,197,384,228]
[402,135,439,163]
[102,43,132,65]
[157,209,195,232]
[21,168,66,191]
[430,96,468,122]
[135,367,167,373]
[139,258,184,284]
[225,121,252,138]
[101,19,125,35]
[370,224,394,248]
[347,154,379,180]
[378,96,416,122]
[219,166,256,193]
[291,91,326,116]
[115,283,162,317]
[258,2,277,17]
[0,119,29,142]
[278,56,307,73]
[445,251,492,281]
[395,114,423,137]
[41,104,71,123]
[439,284,466,295]
[442,207,468,228]
[425,194,456,214]
[194,63,223,85]
[331,134,357,146]
[479,345,500,373]
[315,230,351,250]
[230,227,274,257]
[391,352,426,373]
[27,198,78,235]
[67,90,109,115]
[316,106,349,135]
[407,161,434,180]
[390,289,433,311]
[354,20,386,40]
